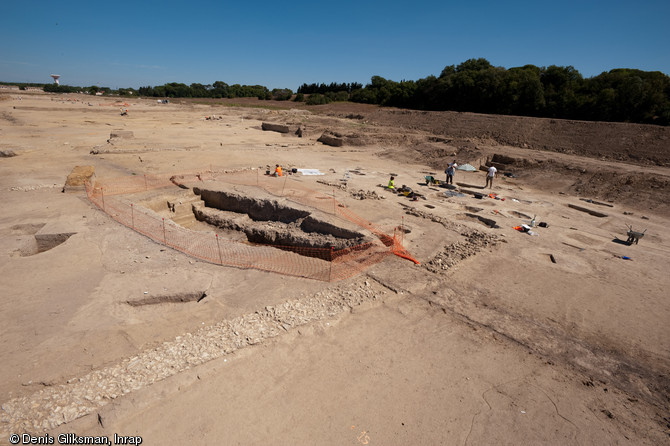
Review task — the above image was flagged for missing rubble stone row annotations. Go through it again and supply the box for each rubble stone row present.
[0,279,388,435]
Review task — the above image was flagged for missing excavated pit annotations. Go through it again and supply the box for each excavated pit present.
[463,213,500,229]
[35,233,76,253]
[191,186,372,256]
[127,291,207,307]
[10,224,76,257]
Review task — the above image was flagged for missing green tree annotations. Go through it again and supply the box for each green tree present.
[211,81,229,98]
[190,83,209,97]
[153,86,166,97]
[505,66,545,115]
[138,86,155,96]
[541,65,583,118]
[306,93,331,105]
[456,58,493,72]
[118,88,137,96]
[350,87,378,104]
[271,88,293,101]
[325,91,350,102]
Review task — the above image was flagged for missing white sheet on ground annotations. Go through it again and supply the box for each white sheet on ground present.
[297,169,325,175]
[457,163,477,171]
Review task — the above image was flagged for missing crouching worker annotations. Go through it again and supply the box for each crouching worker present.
[397,184,415,198]
[274,164,283,177]
[388,176,395,190]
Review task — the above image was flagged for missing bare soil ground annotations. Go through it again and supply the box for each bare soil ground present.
[1,92,669,445]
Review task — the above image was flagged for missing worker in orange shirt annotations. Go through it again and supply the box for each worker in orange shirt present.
[274,164,283,177]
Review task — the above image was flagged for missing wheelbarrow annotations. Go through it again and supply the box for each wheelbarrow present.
[626,225,646,245]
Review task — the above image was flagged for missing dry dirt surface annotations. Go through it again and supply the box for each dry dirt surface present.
[1,91,669,445]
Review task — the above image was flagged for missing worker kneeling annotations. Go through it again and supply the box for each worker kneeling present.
[397,184,417,200]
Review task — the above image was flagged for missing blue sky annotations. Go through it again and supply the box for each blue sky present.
[1,0,668,90]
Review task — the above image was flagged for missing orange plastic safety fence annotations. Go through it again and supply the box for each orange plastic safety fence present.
[86,169,418,281]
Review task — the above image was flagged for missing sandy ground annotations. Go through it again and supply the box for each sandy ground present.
[0,92,669,445]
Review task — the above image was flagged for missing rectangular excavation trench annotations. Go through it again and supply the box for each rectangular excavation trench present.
[185,188,375,259]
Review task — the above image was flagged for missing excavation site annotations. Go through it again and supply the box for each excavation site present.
[141,183,372,252]
[2,92,668,445]
[86,170,409,281]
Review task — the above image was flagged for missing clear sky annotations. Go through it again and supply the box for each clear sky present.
[1,0,668,91]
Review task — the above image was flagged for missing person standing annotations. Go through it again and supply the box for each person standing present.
[445,159,458,185]
[485,165,497,188]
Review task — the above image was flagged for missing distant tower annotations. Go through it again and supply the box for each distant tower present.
[50,74,60,85]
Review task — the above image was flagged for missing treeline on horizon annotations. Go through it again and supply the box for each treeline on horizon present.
[5,58,669,125]
[350,59,670,125]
